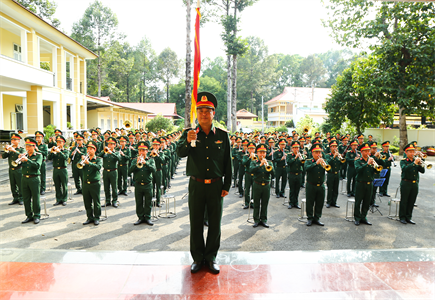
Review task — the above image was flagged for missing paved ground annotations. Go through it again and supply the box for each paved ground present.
[0,157,434,252]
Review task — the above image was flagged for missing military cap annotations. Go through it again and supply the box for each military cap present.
[370,142,378,148]
[410,141,417,146]
[107,137,117,144]
[381,141,390,146]
[329,140,338,147]
[197,91,217,109]
[18,129,24,134]
[35,131,45,137]
[235,137,242,143]
[91,130,98,135]
[54,129,62,134]
[278,138,286,145]
[298,137,306,142]
[137,141,149,150]
[104,131,110,136]
[242,139,249,145]
[128,133,135,138]
[368,135,373,138]
[115,128,119,131]
[359,143,370,151]
[96,127,101,130]
[87,141,98,150]
[267,137,275,143]
[404,143,416,152]
[247,142,256,149]
[56,135,66,143]
[357,134,364,139]
[24,137,37,146]
[230,135,236,140]
[350,140,358,146]
[119,136,128,142]
[342,136,349,141]
[152,138,161,145]
[291,141,300,148]
[76,134,84,140]
[73,131,78,136]
[256,143,267,152]
[310,143,323,152]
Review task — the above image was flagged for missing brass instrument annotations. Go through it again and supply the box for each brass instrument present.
[262,158,273,172]
[104,147,111,154]
[11,153,28,167]
[3,144,12,153]
[370,158,383,172]
[297,152,306,164]
[251,153,258,162]
[414,156,432,169]
[150,150,158,157]
[334,149,346,163]
[124,120,132,129]
[50,147,59,153]
[318,155,331,171]
[137,155,146,168]
[303,127,309,133]
[77,154,90,170]
[417,152,427,159]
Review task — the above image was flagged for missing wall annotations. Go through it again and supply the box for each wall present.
[364,128,435,147]
[0,28,21,58]
[87,110,98,129]
[2,94,22,130]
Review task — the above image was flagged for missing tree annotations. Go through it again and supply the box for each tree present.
[145,115,174,133]
[71,0,120,97]
[318,50,353,88]
[299,54,326,87]
[134,37,157,103]
[157,48,180,103]
[324,0,435,152]
[274,53,304,91]
[16,0,60,27]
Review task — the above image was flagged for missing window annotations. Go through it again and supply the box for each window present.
[270,108,274,113]
[100,119,104,129]
[13,44,22,61]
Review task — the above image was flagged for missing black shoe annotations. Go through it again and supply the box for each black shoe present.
[306,220,312,226]
[260,221,269,228]
[231,185,235,188]
[354,220,360,226]
[326,204,331,208]
[300,184,305,188]
[406,220,416,225]
[19,201,23,205]
[332,204,340,208]
[280,194,287,198]
[83,219,93,225]
[112,202,119,208]
[62,202,67,206]
[171,176,174,179]
[155,204,162,208]
[73,191,82,195]
[384,194,391,197]
[101,203,111,207]
[351,193,355,197]
[207,261,220,274]
[191,261,203,273]
[238,194,243,198]
[8,201,19,205]
[347,194,352,197]
[294,205,301,209]
[243,205,249,209]
[53,202,61,206]
[134,219,144,225]
[276,194,280,198]
[360,219,372,225]
[313,220,324,226]
[400,219,407,224]
[204,221,209,227]
[94,220,100,226]
[253,222,259,228]
[22,217,33,224]
[372,204,379,208]
[117,191,122,195]
[40,191,46,195]
[288,205,292,209]
[33,218,40,224]
[168,185,171,189]
[144,219,154,226]
[414,204,418,207]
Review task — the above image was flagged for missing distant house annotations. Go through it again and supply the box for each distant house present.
[265,87,331,126]
[120,103,183,121]
[236,109,263,130]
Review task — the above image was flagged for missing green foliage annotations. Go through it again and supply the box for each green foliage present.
[157,48,180,102]
[299,54,326,87]
[67,122,72,129]
[40,62,50,71]
[285,120,295,128]
[275,125,288,133]
[16,0,60,27]
[43,124,55,143]
[145,115,174,133]
[296,115,319,135]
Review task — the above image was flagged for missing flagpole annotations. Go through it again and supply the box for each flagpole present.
[197,0,200,8]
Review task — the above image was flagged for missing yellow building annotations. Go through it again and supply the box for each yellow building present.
[0,0,97,136]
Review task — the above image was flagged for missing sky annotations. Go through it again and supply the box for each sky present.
[55,0,346,60]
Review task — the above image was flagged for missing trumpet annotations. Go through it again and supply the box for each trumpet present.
[77,154,90,169]
[334,149,346,163]
[150,150,158,157]
[104,147,112,154]
[414,157,432,169]
[251,153,258,162]
[318,155,331,171]
[137,155,146,168]
[50,147,59,153]
[297,152,306,164]
[11,153,28,167]
[3,144,12,153]
[369,158,383,172]
[261,158,273,172]
[416,151,427,159]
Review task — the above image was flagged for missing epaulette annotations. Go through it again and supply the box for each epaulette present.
[35,152,42,155]
[217,127,229,133]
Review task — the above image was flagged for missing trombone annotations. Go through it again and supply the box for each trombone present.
[77,154,90,170]
[11,153,28,167]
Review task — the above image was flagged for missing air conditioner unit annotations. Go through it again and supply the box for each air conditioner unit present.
[15,104,23,113]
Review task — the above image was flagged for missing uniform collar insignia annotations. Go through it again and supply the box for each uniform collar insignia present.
[215,140,223,144]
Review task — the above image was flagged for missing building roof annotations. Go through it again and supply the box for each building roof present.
[265,87,331,105]
[236,109,258,119]
[118,103,184,120]
[86,96,154,115]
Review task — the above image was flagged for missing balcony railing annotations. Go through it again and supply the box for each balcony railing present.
[66,77,72,91]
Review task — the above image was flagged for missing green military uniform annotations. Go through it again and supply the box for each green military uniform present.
[286,141,303,208]
[326,141,342,207]
[162,142,172,191]
[176,117,232,264]
[237,142,248,196]
[266,139,276,187]
[47,136,69,205]
[2,134,25,205]
[98,137,120,207]
[150,138,165,206]
[379,141,393,196]
[304,143,327,224]
[82,141,102,224]
[117,136,131,195]
[232,140,242,188]
[35,131,48,195]
[273,139,288,198]
[354,143,379,224]
[21,138,43,223]
[346,142,358,196]
[250,143,274,226]
[369,142,385,206]
[399,144,425,223]
[338,140,349,179]
[70,135,87,194]
[129,142,156,223]
[242,142,256,208]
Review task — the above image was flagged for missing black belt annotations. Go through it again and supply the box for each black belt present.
[23,175,38,178]
[105,169,117,172]
[402,179,417,183]
[157,168,162,172]
[254,181,270,186]
[85,180,99,184]
[55,167,67,169]
[190,176,221,184]
[11,166,22,171]
[307,181,323,187]
[357,180,372,185]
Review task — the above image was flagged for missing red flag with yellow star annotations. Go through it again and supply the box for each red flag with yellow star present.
[190,5,201,125]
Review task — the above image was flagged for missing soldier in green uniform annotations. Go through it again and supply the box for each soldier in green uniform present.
[325,140,342,208]
[69,134,87,195]
[298,137,307,188]
[81,141,102,226]
[162,137,172,191]
[273,138,288,198]
[286,141,303,209]
[19,138,43,224]
[47,136,69,206]
[369,142,385,207]
[176,92,231,275]
[353,143,379,226]
[237,139,249,198]
[266,138,276,188]
[48,129,62,148]
[339,137,349,180]
[304,144,328,226]
[242,142,256,209]
[34,131,48,195]
[150,138,165,206]
[117,136,131,196]
[379,141,393,197]
[2,133,26,205]
[231,137,242,188]
[399,143,425,225]
[99,137,120,208]
[357,134,364,148]
[250,143,274,228]
[129,141,156,226]
[346,140,359,197]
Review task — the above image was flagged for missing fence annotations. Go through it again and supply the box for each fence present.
[364,129,435,146]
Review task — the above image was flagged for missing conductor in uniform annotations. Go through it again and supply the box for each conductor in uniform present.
[176,92,232,275]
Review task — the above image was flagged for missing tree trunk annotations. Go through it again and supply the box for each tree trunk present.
[226,55,232,130]
[166,82,170,103]
[231,54,238,132]
[185,0,192,128]
[399,106,408,155]
[97,23,101,97]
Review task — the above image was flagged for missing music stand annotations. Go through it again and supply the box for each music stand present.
[370,178,385,215]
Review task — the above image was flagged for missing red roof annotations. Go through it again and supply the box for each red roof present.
[236,109,258,119]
